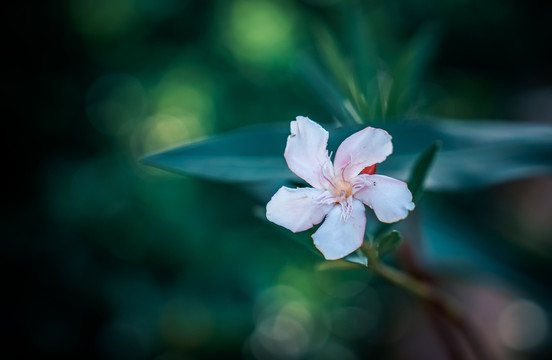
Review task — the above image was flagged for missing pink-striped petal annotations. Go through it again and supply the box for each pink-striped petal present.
[284,116,334,190]
[333,127,393,181]
[312,199,366,260]
[266,187,333,233]
[353,174,415,223]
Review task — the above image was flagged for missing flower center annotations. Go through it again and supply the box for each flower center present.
[333,181,352,203]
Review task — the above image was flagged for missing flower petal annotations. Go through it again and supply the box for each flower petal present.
[266,187,333,233]
[312,200,366,260]
[284,116,334,190]
[333,127,393,181]
[353,174,415,223]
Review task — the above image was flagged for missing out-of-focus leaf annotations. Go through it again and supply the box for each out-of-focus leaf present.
[387,119,552,191]
[348,9,378,116]
[423,194,552,299]
[141,123,289,182]
[386,25,439,117]
[343,249,368,266]
[375,142,439,237]
[141,119,552,195]
[377,230,403,257]
[295,56,360,126]
[313,25,356,107]
[408,141,441,201]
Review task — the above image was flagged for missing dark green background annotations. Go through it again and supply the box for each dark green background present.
[5,0,552,359]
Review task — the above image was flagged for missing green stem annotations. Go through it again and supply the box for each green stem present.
[364,252,491,360]
[369,260,463,322]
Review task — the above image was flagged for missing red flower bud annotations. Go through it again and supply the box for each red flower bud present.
[360,164,377,175]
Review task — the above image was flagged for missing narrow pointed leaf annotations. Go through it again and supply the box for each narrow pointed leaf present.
[408,141,441,202]
[375,141,438,238]
[141,119,552,195]
[294,56,359,126]
[386,25,439,116]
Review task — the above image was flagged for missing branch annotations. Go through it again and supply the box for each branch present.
[367,259,492,360]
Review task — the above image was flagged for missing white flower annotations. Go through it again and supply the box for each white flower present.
[266,116,415,260]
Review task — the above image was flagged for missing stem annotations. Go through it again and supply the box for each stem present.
[366,259,491,360]
[369,260,463,323]
[427,308,467,360]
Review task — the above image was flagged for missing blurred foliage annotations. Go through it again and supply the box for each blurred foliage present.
[5,0,552,359]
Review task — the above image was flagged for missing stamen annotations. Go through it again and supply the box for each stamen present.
[318,162,337,191]
[340,197,354,223]
[314,192,336,205]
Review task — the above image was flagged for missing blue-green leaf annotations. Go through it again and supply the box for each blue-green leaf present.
[408,141,441,202]
[374,142,438,237]
[386,25,439,117]
[294,56,360,126]
[141,119,552,194]
[141,123,289,182]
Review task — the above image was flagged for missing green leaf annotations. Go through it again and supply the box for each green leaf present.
[343,248,368,266]
[386,25,439,117]
[375,141,438,238]
[377,230,403,257]
[141,119,552,194]
[313,25,357,107]
[348,9,378,116]
[141,123,290,182]
[408,141,441,202]
[294,56,360,126]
